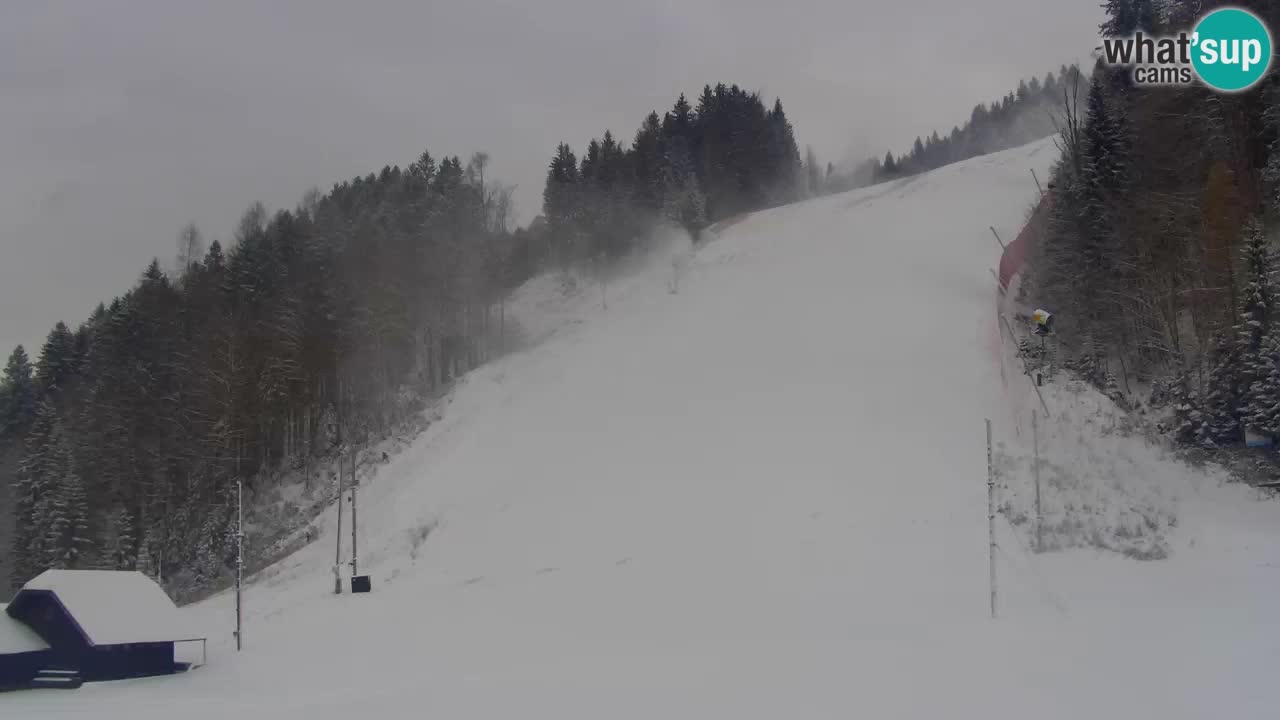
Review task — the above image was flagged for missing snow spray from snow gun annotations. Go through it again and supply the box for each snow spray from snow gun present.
[1007,301,1053,331]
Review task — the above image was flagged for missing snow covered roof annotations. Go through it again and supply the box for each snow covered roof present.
[0,603,50,654]
[14,570,204,647]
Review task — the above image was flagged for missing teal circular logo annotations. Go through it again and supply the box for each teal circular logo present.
[1192,8,1273,92]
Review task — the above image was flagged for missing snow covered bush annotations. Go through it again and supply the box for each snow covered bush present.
[996,380,1176,561]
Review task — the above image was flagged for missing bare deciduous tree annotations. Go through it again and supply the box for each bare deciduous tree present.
[176,223,204,277]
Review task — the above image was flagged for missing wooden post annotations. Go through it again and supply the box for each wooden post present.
[986,418,997,620]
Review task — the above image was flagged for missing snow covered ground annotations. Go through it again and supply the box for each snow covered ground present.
[8,137,1280,718]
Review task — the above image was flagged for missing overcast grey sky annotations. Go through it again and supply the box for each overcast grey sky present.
[0,1,1099,358]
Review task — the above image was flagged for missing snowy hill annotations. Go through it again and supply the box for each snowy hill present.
[8,137,1280,719]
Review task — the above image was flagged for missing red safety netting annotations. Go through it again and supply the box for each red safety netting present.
[998,192,1051,294]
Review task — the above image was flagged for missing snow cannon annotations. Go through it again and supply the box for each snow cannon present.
[1032,309,1054,336]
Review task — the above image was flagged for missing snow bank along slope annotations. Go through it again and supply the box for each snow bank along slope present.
[7,136,1280,719]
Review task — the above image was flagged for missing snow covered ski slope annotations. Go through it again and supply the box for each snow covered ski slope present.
[9,137,1280,719]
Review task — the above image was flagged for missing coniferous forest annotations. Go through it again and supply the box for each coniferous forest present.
[1024,0,1280,457]
[0,82,802,598]
[825,65,1085,193]
[29,5,1280,598]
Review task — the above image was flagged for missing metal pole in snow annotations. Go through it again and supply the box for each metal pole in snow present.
[350,448,358,577]
[1032,410,1043,553]
[986,418,997,620]
[998,316,1051,419]
[236,479,243,651]
[334,460,343,594]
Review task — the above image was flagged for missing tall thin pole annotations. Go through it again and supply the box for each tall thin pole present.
[1032,411,1043,553]
[334,461,343,594]
[350,448,359,576]
[999,316,1051,418]
[986,418,997,620]
[236,479,243,651]
[597,255,607,311]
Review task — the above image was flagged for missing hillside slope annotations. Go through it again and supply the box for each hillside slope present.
[7,137,1280,719]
